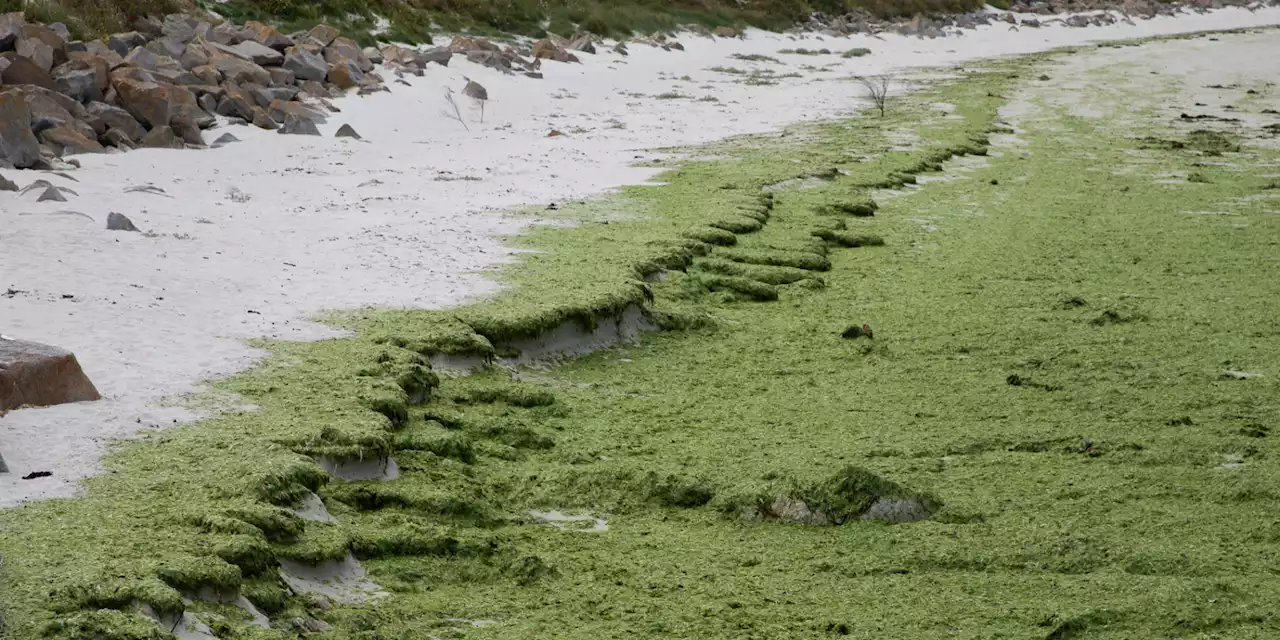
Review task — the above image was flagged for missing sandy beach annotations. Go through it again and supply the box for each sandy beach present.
[3,5,1279,506]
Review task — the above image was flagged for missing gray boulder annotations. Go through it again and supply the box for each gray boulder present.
[231,40,283,66]
[335,124,360,139]
[282,46,327,82]
[278,113,320,135]
[106,212,138,231]
[0,338,101,413]
[0,90,41,169]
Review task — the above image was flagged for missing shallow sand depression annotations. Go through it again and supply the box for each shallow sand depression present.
[2,7,1279,505]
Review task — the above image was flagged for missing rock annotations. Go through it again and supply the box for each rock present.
[324,36,372,72]
[16,35,55,73]
[334,123,360,139]
[19,23,67,69]
[146,36,186,60]
[1,54,53,90]
[248,84,298,106]
[419,46,452,67]
[52,67,100,102]
[307,24,340,47]
[38,126,105,156]
[362,46,383,64]
[86,101,146,140]
[211,55,271,86]
[0,12,24,51]
[298,79,327,96]
[107,32,146,57]
[567,33,596,54]
[122,46,159,70]
[278,113,320,135]
[101,128,135,150]
[216,82,256,120]
[210,132,238,147]
[713,26,740,37]
[668,41,685,51]
[327,59,363,90]
[283,46,327,82]
[180,41,209,70]
[197,92,217,113]
[612,42,628,56]
[0,172,17,190]
[171,116,204,145]
[449,35,498,53]
[114,77,174,128]
[268,67,294,86]
[211,22,245,46]
[36,185,67,201]
[152,67,201,85]
[0,90,44,169]
[533,39,578,62]
[0,339,101,413]
[191,64,220,85]
[231,40,283,66]
[139,125,184,149]
[466,50,514,73]
[106,211,138,231]
[267,98,326,126]
[244,21,293,51]
[251,107,277,130]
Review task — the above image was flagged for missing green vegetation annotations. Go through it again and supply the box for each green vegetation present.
[17,0,983,44]
[5,43,1280,640]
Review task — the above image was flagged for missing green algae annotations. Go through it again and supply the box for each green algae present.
[6,42,1280,640]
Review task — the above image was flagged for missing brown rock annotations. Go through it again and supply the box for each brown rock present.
[713,26,740,38]
[114,77,170,128]
[306,24,340,47]
[139,124,184,149]
[449,36,497,53]
[38,125,105,156]
[324,36,372,72]
[107,31,145,57]
[268,67,295,85]
[101,128,136,149]
[267,98,326,126]
[244,21,293,51]
[327,59,362,90]
[0,339,101,413]
[122,46,159,70]
[211,22,245,46]
[2,54,56,90]
[19,23,67,69]
[250,107,277,130]
[298,79,327,96]
[0,90,41,168]
[282,46,327,82]
[146,36,186,60]
[191,64,221,85]
[197,92,217,114]
[171,117,204,145]
[532,39,578,63]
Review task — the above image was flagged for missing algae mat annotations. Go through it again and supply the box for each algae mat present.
[3,32,1280,640]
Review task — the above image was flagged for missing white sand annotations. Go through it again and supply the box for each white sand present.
[2,7,1278,505]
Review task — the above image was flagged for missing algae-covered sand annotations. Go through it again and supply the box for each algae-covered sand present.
[3,29,1280,640]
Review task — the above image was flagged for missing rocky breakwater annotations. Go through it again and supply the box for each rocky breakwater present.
[0,13,451,169]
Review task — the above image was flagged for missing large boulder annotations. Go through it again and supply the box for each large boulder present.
[107,31,146,57]
[0,12,24,51]
[190,64,221,85]
[146,36,186,60]
[17,23,67,71]
[324,36,372,72]
[86,101,146,140]
[53,60,105,103]
[0,89,41,168]
[139,124,184,149]
[38,125,105,155]
[180,41,209,70]
[121,46,159,70]
[114,77,197,130]
[532,39,578,63]
[215,82,256,120]
[306,24,340,47]
[243,21,293,51]
[282,46,326,82]
[211,54,271,86]
[0,339,101,414]
[266,98,326,125]
[2,54,56,90]
[327,59,363,90]
[231,40,283,66]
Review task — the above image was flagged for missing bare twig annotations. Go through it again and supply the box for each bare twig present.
[858,74,892,117]
[440,88,470,131]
